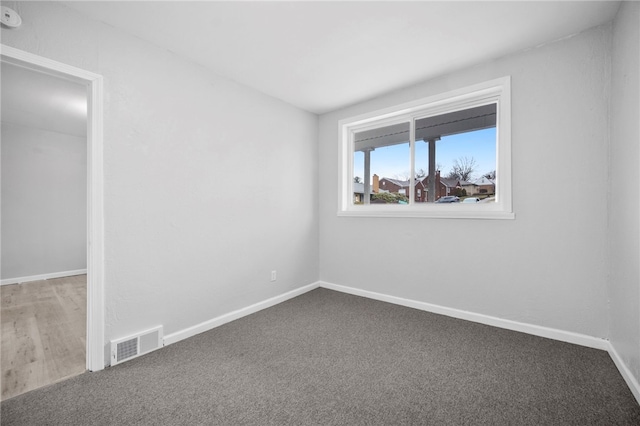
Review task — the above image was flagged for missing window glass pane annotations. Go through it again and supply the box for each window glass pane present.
[353,122,410,204]
[415,104,496,204]
[339,77,511,218]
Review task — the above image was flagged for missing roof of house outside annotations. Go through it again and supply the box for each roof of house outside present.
[380,177,410,188]
[439,178,461,188]
[473,176,496,185]
[356,175,489,195]
[382,176,461,189]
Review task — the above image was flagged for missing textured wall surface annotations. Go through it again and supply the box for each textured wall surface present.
[319,24,611,338]
[0,1,319,358]
[2,2,638,389]
[1,123,87,279]
[609,0,640,390]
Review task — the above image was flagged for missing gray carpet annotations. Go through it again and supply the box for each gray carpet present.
[2,288,639,425]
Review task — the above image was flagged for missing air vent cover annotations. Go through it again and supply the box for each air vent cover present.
[111,326,163,366]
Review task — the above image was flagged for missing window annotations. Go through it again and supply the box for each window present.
[339,77,513,219]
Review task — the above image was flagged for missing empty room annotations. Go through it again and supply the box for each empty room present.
[1,1,639,424]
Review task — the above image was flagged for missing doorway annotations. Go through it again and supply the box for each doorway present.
[0,45,105,398]
[1,60,88,399]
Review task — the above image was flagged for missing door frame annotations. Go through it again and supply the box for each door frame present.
[1,44,105,371]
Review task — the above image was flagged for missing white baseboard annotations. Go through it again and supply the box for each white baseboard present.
[1,269,88,286]
[320,281,640,404]
[163,282,321,346]
[146,278,640,405]
[319,281,610,351]
[608,343,640,404]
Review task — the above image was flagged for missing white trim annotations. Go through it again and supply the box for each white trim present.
[337,209,515,220]
[163,282,321,347]
[321,281,640,402]
[1,45,106,372]
[338,76,513,219]
[608,343,640,404]
[1,269,88,286]
[319,281,609,351]
[86,57,105,372]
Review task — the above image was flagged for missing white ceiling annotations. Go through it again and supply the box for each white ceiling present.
[1,62,87,137]
[62,1,620,114]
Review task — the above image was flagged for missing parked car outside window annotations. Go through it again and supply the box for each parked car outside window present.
[462,197,480,203]
[436,196,460,203]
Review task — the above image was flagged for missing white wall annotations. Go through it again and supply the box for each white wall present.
[319,24,611,338]
[3,1,636,382]
[609,1,640,390]
[0,1,319,356]
[1,123,87,280]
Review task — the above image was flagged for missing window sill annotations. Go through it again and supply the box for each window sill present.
[337,206,515,220]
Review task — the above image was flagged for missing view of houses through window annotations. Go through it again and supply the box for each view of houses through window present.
[353,104,497,205]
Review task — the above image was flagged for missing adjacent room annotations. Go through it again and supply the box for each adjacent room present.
[1,59,88,400]
[1,1,639,424]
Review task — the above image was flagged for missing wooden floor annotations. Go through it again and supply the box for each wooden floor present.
[1,275,86,401]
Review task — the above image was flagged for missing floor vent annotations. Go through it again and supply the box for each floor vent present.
[110,326,163,366]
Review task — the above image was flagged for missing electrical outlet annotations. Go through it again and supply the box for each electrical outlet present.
[270,270,277,282]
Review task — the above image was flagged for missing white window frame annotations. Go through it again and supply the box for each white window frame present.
[338,76,513,219]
